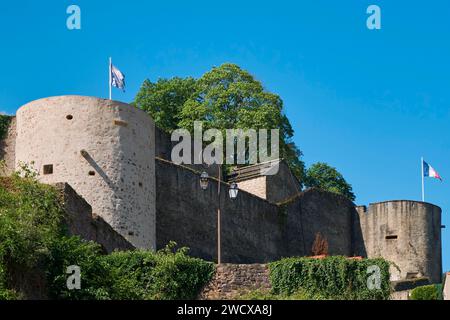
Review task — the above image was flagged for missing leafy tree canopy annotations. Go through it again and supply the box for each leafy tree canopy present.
[133,77,197,133]
[134,63,305,182]
[304,162,355,201]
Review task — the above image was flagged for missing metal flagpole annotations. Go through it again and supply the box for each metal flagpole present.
[421,156,425,202]
[109,57,112,100]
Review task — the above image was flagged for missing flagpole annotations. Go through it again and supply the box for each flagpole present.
[109,57,112,100]
[421,156,425,202]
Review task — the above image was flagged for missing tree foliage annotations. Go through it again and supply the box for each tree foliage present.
[134,63,305,182]
[269,256,391,300]
[304,162,355,201]
[133,77,197,133]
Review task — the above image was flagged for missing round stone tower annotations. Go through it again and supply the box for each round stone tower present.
[15,96,155,249]
[358,200,442,283]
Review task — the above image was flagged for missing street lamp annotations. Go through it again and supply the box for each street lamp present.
[199,165,239,264]
[200,171,209,190]
[229,182,239,199]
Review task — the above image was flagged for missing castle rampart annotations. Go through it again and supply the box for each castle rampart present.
[14,96,155,249]
[0,95,443,285]
[356,200,442,283]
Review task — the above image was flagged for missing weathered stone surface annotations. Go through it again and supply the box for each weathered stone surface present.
[444,273,450,300]
[356,201,442,283]
[0,116,16,176]
[0,95,443,287]
[55,182,134,253]
[156,158,285,263]
[283,189,359,257]
[234,160,301,204]
[199,264,271,300]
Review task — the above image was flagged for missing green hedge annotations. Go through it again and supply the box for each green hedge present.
[410,285,442,300]
[48,241,214,300]
[0,175,213,300]
[269,256,391,300]
[0,175,65,299]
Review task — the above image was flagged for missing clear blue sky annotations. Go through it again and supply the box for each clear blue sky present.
[0,1,449,272]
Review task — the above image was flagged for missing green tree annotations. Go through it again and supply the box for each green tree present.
[133,77,197,133]
[134,63,305,182]
[178,63,305,181]
[304,162,355,201]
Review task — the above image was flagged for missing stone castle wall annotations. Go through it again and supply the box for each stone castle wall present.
[283,189,361,257]
[156,158,286,263]
[55,182,134,253]
[0,116,16,176]
[357,201,442,283]
[14,96,155,249]
[0,95,443,285]
[156,158,360,263]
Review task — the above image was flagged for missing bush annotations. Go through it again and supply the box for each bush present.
[238,288,326,300]
[46,236,112,300]
[47,242,214,300]
[410,285,441,300]
[269,256,391,300]
[104,243,215,300]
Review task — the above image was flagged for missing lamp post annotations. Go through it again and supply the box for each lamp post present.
[199,165,239,264]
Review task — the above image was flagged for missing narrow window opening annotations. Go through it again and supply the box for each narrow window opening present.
[386,235,398,240]
[138,182,143,187]
[128,231,134,236]
[43,164,53,175]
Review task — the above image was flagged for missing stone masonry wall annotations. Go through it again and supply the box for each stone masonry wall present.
[444,273,450,300]
[237,176,267,200]
[55,182,134,253]
[357,201,442,283]
[156,158,287,263]
[199,264,271,300]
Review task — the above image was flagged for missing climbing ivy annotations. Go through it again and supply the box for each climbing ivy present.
[269,256,391,300]
[0,115,11,140]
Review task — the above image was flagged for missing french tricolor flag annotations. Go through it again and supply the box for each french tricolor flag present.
[423,160,443,181]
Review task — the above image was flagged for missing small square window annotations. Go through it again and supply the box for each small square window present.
[43,164,53,175]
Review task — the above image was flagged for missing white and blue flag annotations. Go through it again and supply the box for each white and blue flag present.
[111,63,125,92]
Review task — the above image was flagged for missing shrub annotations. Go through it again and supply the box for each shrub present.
[46,236,112,300]
[238,288,326,300]
[410,285,441,300]
[0,175,65,298]
[269,256,391,300]
[0,115,11,140]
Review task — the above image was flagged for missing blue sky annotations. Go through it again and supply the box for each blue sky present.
[0,1,449,272]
